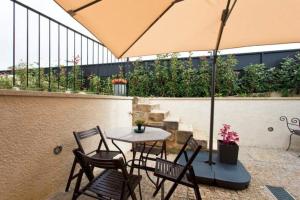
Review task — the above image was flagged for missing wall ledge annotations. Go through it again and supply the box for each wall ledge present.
[140,97,300,101]
[0,89,133,100]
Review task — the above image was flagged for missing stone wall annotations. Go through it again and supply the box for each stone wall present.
[145,97,300,150]
[0,90,133,200]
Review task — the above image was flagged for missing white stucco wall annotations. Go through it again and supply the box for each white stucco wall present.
[147,97,300,150]
[0,90,133,200]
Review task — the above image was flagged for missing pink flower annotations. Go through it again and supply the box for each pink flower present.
[219,124,239,144]
[72,55,81,65]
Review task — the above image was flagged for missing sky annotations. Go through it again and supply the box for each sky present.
[0,0,119,70]
[1,0,300,70]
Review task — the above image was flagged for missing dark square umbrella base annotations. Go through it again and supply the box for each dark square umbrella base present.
[178,151,251,190]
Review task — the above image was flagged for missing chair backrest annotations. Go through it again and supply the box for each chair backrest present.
[280,116,300,134]
[73,148,127,181]
[73,125,110,154]
[174,135,202,164]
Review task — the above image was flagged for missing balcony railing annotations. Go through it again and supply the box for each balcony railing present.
[7,0,126,91]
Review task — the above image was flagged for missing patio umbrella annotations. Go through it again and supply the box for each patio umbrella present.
[55,0,300,164]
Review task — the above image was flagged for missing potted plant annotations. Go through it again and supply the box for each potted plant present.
[217,124,239,164]
[134,120,146,133]
[112,78,127,96]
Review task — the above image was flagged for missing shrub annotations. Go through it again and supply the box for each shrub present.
[182,55,197,97]
[239,64,268,93]
[152,55,169,96]
[194,57,210,97]
[128,59,153,96]
[272,52,300,94]
[215,55,239,96]
[0,73,12,89]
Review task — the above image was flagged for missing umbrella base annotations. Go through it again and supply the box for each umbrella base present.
[178,151,251,190]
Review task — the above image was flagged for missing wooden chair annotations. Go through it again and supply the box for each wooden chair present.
[65,126,125,192]
[72,149,142,200]
[153,135,202,200]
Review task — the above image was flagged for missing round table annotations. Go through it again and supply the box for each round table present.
[105,126,171,199]
[105,126,171,143]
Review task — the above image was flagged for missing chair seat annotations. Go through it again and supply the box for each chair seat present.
[133,143,163,156]
[85,169,142,199]
[154,158,193,187]
[90,150,120,160]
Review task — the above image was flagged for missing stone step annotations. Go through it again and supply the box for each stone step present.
[146,121,164,128]
[178,123,193,132]
[163,117,180,142]
[193,129,210,150]
[176,123,193,144]
[135,103,160,112]
[148,110,169,122]
[163,117,180,130]
[137,97,150,104]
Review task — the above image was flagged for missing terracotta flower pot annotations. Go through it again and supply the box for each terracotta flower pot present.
[217,140,239,165]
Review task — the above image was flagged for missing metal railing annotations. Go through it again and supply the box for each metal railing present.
[10,0,126,91]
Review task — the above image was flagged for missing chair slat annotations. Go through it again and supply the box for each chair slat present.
[153,136,202,200]
[77,128,98,139]
[73,149,142,200]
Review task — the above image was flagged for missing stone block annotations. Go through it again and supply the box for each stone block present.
[149,110,169,122]
[135,103,159,112]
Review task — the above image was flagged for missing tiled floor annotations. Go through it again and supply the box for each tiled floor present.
[49,147,300,200]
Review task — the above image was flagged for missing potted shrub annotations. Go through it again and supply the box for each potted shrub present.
[217,124,239,164]
[112,78,127,96]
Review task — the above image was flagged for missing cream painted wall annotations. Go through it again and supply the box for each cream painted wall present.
[147,97,300,150]
[0,90,133,200]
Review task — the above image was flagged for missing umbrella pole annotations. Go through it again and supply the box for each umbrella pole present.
[207,50,218,165]
[207,0,236,165]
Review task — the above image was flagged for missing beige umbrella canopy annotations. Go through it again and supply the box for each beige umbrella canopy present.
[55,0,300,164]
[55,0,300,58]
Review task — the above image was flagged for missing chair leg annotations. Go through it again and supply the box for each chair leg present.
[128,186,138,200]
[164,183,179,200]
[156,151,164,187]
[130,149,137,174]
[65,157,77,192]
[138,182,143,200]
[286,134,293,151]
[72,169,83,200]
[193,187,202,200]
[153,179,165,197]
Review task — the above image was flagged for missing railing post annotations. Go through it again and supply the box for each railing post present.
[12,0,16,86]
[73,31,76,91]
[66,28,68,89]
[92,41,94,64]
[48,19,51,91]
[38,14,41,88]
[87,38,89,66]
[102,46,104,64]
[97,43,99,64]
[26,8,29,87]
[58,24,60,90]
[80,34,83,89]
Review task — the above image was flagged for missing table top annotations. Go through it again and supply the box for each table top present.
[105,126,171,143]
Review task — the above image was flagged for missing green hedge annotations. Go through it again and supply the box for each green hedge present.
[127,52,300,97]
[1,52,299,97]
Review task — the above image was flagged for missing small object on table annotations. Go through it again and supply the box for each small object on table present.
[134,120,146,133]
